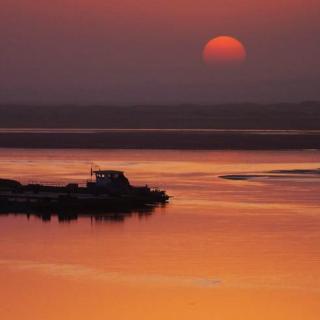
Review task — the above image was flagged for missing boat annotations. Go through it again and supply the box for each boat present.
[0,170,169,213]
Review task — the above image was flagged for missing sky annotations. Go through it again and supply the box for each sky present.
[0,0,319,104]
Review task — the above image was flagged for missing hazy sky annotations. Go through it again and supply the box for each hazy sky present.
[1,0,319,104]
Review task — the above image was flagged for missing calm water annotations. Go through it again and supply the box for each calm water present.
[0,149,319,320]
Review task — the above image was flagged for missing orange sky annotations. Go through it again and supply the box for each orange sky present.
[0,0,319,104]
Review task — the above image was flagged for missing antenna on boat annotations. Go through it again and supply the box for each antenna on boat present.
[90,163,101,182]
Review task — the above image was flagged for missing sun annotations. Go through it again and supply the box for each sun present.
[202,36,247,66]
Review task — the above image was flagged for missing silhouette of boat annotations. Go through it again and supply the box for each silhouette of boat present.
[0,170,169,213]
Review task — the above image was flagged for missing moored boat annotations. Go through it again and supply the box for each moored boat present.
[0,170,169,212]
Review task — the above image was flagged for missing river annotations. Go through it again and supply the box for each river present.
[0,149,319,320]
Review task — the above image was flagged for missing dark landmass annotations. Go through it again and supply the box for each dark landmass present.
[220,168,320,181]
[0,102,319,149]
[270,169,320,174]
[220,175,266,180]
[220,174,300,180]
[0,102,320,129]
[0,130,319,149]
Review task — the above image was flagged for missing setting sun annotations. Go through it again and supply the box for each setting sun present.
[203,36,247,66]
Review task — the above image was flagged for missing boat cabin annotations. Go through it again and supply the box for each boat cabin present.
[93,170,131,191]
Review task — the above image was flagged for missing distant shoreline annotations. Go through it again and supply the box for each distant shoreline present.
[0,103,319,130]
[0,128,319,134]
[0,131,319,150]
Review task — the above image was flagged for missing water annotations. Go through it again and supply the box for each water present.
[0,149,319,320]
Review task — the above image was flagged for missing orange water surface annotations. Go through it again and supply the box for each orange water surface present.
[0,149,319,320]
